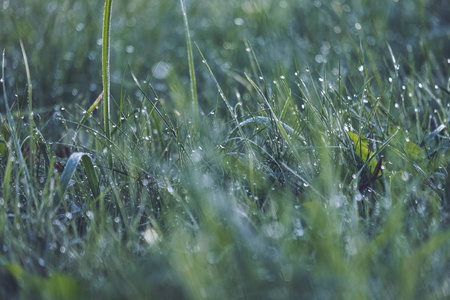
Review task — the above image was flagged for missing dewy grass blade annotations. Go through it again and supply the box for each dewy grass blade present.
[180,0,198,119]
[245,73,303,161]
[102,0,113,165]
[18,38,37,179]
[77,91,104,131]
[55,152,100,205]
[2,49,35,201]
[129,67,189,159]
[195,44,255,158]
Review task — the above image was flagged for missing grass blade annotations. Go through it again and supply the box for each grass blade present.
[77,91,104,131]
[180,0,198,119]
[245,73,304,160]
[55,152,100,205]
[2,50,35,201]
[102,0,113,166]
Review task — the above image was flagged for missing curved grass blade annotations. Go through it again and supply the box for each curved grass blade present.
[230,116,305,141]
[55,152,100,205]
[77,91,104,131]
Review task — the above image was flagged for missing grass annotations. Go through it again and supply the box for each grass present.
[1,0,450,299]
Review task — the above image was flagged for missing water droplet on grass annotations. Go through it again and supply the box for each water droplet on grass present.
[293,219,304,238]
[86,211,94,220]
[143,228,159,246]
[167,186,174,194]
[76,23,85,32]
[125,45,135,54]
[401,172,409,181]
[234,18,244,25]
[207,251,218,264]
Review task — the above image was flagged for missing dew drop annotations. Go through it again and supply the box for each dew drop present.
[234,18,244,26]
[167,186,174,194]
[401,172,409,181]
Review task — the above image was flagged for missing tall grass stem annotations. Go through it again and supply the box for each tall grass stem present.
[102,0,113,166]
[180,0,198,121]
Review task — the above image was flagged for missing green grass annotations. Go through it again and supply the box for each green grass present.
[1,0,450,299]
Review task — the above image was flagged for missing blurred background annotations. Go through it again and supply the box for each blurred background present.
[0,0,449,113]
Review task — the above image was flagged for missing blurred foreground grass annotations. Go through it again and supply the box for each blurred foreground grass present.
[0,0,450,299]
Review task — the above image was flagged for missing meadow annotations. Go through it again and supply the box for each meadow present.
[0,0,449,299]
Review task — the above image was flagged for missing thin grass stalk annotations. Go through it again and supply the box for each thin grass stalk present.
[180,0,198,121]
[18,39,37,181]
[2,50,35,202]
[102,0,113,166]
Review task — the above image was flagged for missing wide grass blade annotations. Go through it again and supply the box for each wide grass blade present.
[55,152,100,205]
